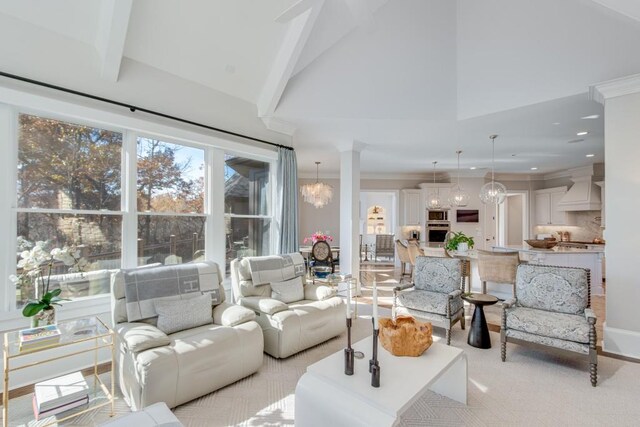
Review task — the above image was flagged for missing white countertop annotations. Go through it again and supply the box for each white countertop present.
[493,245,604,254]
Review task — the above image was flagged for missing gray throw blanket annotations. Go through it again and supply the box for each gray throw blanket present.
[124,262,221,322]
[247,253,306,286]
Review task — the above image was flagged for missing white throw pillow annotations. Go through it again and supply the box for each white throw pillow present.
[154,294,213,334]
[270,276,304,303]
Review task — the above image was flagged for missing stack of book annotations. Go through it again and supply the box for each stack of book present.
[32,371,90,420]
[19,324,61,352]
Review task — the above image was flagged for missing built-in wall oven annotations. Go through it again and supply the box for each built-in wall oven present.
[427,221,450,247]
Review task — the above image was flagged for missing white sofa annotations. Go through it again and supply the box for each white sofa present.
[111,261,264,410]
[230,255,346,359]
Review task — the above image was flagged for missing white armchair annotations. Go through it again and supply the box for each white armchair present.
[231,255,346,358]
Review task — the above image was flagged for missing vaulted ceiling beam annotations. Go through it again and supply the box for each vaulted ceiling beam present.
[258,0,325,131]
[95,0,133,82]
[590,0,640,23]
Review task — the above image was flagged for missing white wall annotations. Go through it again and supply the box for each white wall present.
[298,178,341,245]
[601,90,640,358]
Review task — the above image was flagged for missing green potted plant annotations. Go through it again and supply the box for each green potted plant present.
[445,231,475,253]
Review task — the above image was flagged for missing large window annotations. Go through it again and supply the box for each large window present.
[8,108,276,310]
[16,114,123,305]
[224,154,271,274]
[137,137,205,265]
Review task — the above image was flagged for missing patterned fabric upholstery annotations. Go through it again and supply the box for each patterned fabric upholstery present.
[502,264,597,386]
[397,289,463,316]
[414,257,462,293]
[505,307,589,343]
[392,256,465,345]
[505,329,589,355]
[515,264,589,315]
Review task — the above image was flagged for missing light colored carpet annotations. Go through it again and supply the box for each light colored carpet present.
[4,302,640,426]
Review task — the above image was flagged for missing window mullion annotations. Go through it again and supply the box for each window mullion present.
[122,130,138,269]
[1,105,18,311]
[207,148,225,271]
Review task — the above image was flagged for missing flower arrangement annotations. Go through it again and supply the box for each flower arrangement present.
[304,231,334,244]
[11,239,89,321]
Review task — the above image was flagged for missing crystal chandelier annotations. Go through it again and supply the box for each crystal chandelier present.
[300,162,333,208]
[427,161,443,209]
[479,134,507,205]
[448,150,469,207]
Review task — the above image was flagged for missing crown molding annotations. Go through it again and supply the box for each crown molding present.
[490,172,544,182]
[590,73,640,105]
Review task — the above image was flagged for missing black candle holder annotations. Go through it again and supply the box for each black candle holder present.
[344,317,354,375]
[369,327,380,388]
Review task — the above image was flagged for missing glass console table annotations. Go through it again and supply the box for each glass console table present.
[2,316,115,427]
[313,273,359,318]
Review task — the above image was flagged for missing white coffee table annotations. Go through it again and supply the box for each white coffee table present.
[295,336,467,427]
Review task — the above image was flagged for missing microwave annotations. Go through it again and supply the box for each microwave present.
[427,210,449,221]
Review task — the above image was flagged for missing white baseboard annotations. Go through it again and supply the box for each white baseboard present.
[603,322,640,359]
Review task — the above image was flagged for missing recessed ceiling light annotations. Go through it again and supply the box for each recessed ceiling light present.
[581,114,600,120]
[577,131,589,136]
[568,138,584,144]
[552,122,561,125]
[586,154,595,158]
[531,167,538,170]
[470,167,477,170]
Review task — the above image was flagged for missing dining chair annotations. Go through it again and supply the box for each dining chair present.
[395,240,412,278]
[309,240,335,276]
[374,234,395,262]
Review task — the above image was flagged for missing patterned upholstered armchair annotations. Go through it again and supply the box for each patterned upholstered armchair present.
[501,264,598,386]
[393,256,465,345]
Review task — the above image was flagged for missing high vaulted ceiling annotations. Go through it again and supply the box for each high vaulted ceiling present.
[1,0,639,177]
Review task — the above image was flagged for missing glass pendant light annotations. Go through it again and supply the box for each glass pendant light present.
[427,161,443,209]
[479,134,507,205]
[448,150,469,207]
[300,162,334,208]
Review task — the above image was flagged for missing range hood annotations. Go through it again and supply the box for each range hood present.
[557,176,602,211]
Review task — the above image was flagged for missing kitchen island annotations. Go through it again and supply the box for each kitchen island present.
[493,245,604,295]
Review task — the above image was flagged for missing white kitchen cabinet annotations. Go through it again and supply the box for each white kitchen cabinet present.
[534,186,571,225]
[401,189,423,225]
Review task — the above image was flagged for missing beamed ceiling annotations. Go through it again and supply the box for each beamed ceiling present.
[1,0,640,176]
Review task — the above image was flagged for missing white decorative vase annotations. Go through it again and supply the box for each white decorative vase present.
[30,307,56,328]
[457,242,469,253]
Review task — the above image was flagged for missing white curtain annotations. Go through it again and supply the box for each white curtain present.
[277,147,299,254]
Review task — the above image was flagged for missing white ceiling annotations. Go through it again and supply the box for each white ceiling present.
[0,0,638,177]
[124,0,297,104]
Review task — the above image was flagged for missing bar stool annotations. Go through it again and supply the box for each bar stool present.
[477,249,520,295]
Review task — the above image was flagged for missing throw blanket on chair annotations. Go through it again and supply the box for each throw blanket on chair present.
[122,262,221,322]
[247,253,306,286]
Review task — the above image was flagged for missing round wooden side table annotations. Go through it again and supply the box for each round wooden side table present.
[461,293,499,349]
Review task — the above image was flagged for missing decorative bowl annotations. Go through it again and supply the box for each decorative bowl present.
[525,239,558,249]
[313,266,332,278]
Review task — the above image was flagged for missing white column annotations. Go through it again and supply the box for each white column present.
[339,143,363,293]
[591,74,640,358]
